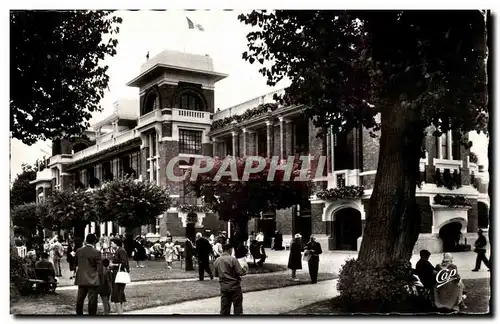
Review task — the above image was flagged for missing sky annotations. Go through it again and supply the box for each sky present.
[9,9,489,180]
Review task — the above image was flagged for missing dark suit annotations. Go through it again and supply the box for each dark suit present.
[74,245,102,316]
[195,237,213,280]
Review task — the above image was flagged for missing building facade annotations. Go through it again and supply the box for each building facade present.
[31,49,490,253]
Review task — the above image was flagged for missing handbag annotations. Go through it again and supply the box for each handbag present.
[115,264,131,284]
[302,250,311,262]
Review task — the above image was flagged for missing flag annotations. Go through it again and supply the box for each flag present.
[186,17,205,31]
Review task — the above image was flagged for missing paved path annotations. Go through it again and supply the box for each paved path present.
[127,279,340,315]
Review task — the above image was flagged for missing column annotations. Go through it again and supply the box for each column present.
[212,137,218,157]
[447,130,453,160]
[232,131,239,157]
[242,129,248,157]
[437,135,442,159]
[100,222,106,235]
[279,117,286,160]
[266,120,273,158]
[285,120,293,158]
[107,221,113,235]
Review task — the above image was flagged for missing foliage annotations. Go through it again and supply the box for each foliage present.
[187,156,311,256]
[239,10,488,266]
[45,189,97,236]
[469,151,479,164]
[336,258,427,313]
[178,204,212,214]
[316,186,364,201]
[10,11,122,145]
[434,168,462,190]
[94,177,171,230]
[10,163,37,208]
[10,253,35,298]
[211,103,278,131]
[11,202,41,237]
[433,194,472,208]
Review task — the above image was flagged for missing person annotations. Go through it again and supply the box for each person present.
[288,234,303,281]
[74,234,102,316]
[35,252,57,292]
[247,232,255,247]
[209,233,216,246]
[472,229,490,271]
[164,237,175,269]
[213,243,248,315]
[184,237,195,271]
[99,258,113,315]
[249,239,267,266]
[152,240,163,260]
[274,230,284,251]
[67,240,77,280]
[415,249,437,290]
[51,236,64,277]
[133,235,147,268]
[213,237,224,260]
[434,253,466,312]
[256,232,264,244]
[304,235,322,284]
[195,232,214,280]
[110,238,130,315]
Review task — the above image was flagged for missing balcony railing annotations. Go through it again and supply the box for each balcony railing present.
[172,108,211,124]
[328,169,360,189]
[138,109,162,128]
[433,158,463,171]
[72,129,139,162]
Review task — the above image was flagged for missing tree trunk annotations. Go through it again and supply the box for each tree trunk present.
[358,105,424,265]
[231,216,249,258]
[74,224,86,242]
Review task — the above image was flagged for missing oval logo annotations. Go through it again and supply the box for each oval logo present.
[436,268,458,288]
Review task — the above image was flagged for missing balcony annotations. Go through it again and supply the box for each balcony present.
[137,109,162,129]
[433,158,463,171]
[49,154,73,166]
[327,169,361,189]
[172,108,211,124]
[72,129,139,162]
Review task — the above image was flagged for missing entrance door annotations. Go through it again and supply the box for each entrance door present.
[334,208,362,250]
[439,222,463,252]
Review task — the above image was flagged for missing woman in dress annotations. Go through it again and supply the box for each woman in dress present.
[304,235,322,284]
[110,238,130,315]
[133,236,147,268]
[288,234,303,281]
[164,237,175,269]
[184,237,195,271]
[66,240,76,279]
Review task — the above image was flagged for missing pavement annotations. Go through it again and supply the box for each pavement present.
[124,249,490,315]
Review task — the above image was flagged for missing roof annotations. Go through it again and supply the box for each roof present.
[127,50,228,87]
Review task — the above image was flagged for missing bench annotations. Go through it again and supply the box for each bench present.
[28,268,58,294]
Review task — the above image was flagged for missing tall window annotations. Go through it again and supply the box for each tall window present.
[452,131,462,161]
[180,93,204,111]
[144,93,158,115]
[147,131,159,184]
[441,132,449,159]
[179,129,203,155]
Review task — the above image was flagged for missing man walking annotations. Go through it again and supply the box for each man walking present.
[472,229,490,271]
[74,234,102,316]
[213,243,248,315]
[51,236,64,277]
[195,232,214,280]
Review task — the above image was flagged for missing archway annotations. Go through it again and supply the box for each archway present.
[439,221,463,252]
[333,208,362,250]
[478,202,489,229]
[143,92,158,115]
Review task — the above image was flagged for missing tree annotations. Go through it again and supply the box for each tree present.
[45,189,97,240]
[11,202,47,250]
[239,10,488,265]
[95,178,172,233]
[187,156,311,258]
[10,163,37,208]
[10,10,122,145]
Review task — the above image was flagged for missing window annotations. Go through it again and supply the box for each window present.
[180,93,204,111]
[147,131,159,184]
[452,131,462,161]
[179,129,203,155]
[441,132,449,159]
[144,93,158,115]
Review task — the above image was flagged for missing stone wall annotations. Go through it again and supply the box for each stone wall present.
[467,199,479,232]
[417,196,432,234]
[311,203,325,235]
[361,126,379,171]
[276,208,293,235]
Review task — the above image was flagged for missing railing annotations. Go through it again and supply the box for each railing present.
[71,129,139,162]
[138,109,162,127]
[172,108,211,124]
[328,169,360,189]
[433,158,463,172]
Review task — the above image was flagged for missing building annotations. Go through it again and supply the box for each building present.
[31,49,490,253]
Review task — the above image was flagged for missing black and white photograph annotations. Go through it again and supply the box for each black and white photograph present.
[8,6,492,316]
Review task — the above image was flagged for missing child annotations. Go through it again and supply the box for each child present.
[99,258,113,315]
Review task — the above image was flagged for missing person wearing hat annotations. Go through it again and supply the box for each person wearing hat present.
[305,235,323,284]
[415,249,437,291]
[434,253,466,312]
[472,229,490,271]
[287,234,303,281]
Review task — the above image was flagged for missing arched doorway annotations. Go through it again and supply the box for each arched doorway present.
[439,221,463,252]
[478,202,489,229]
[333,208,362,250]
